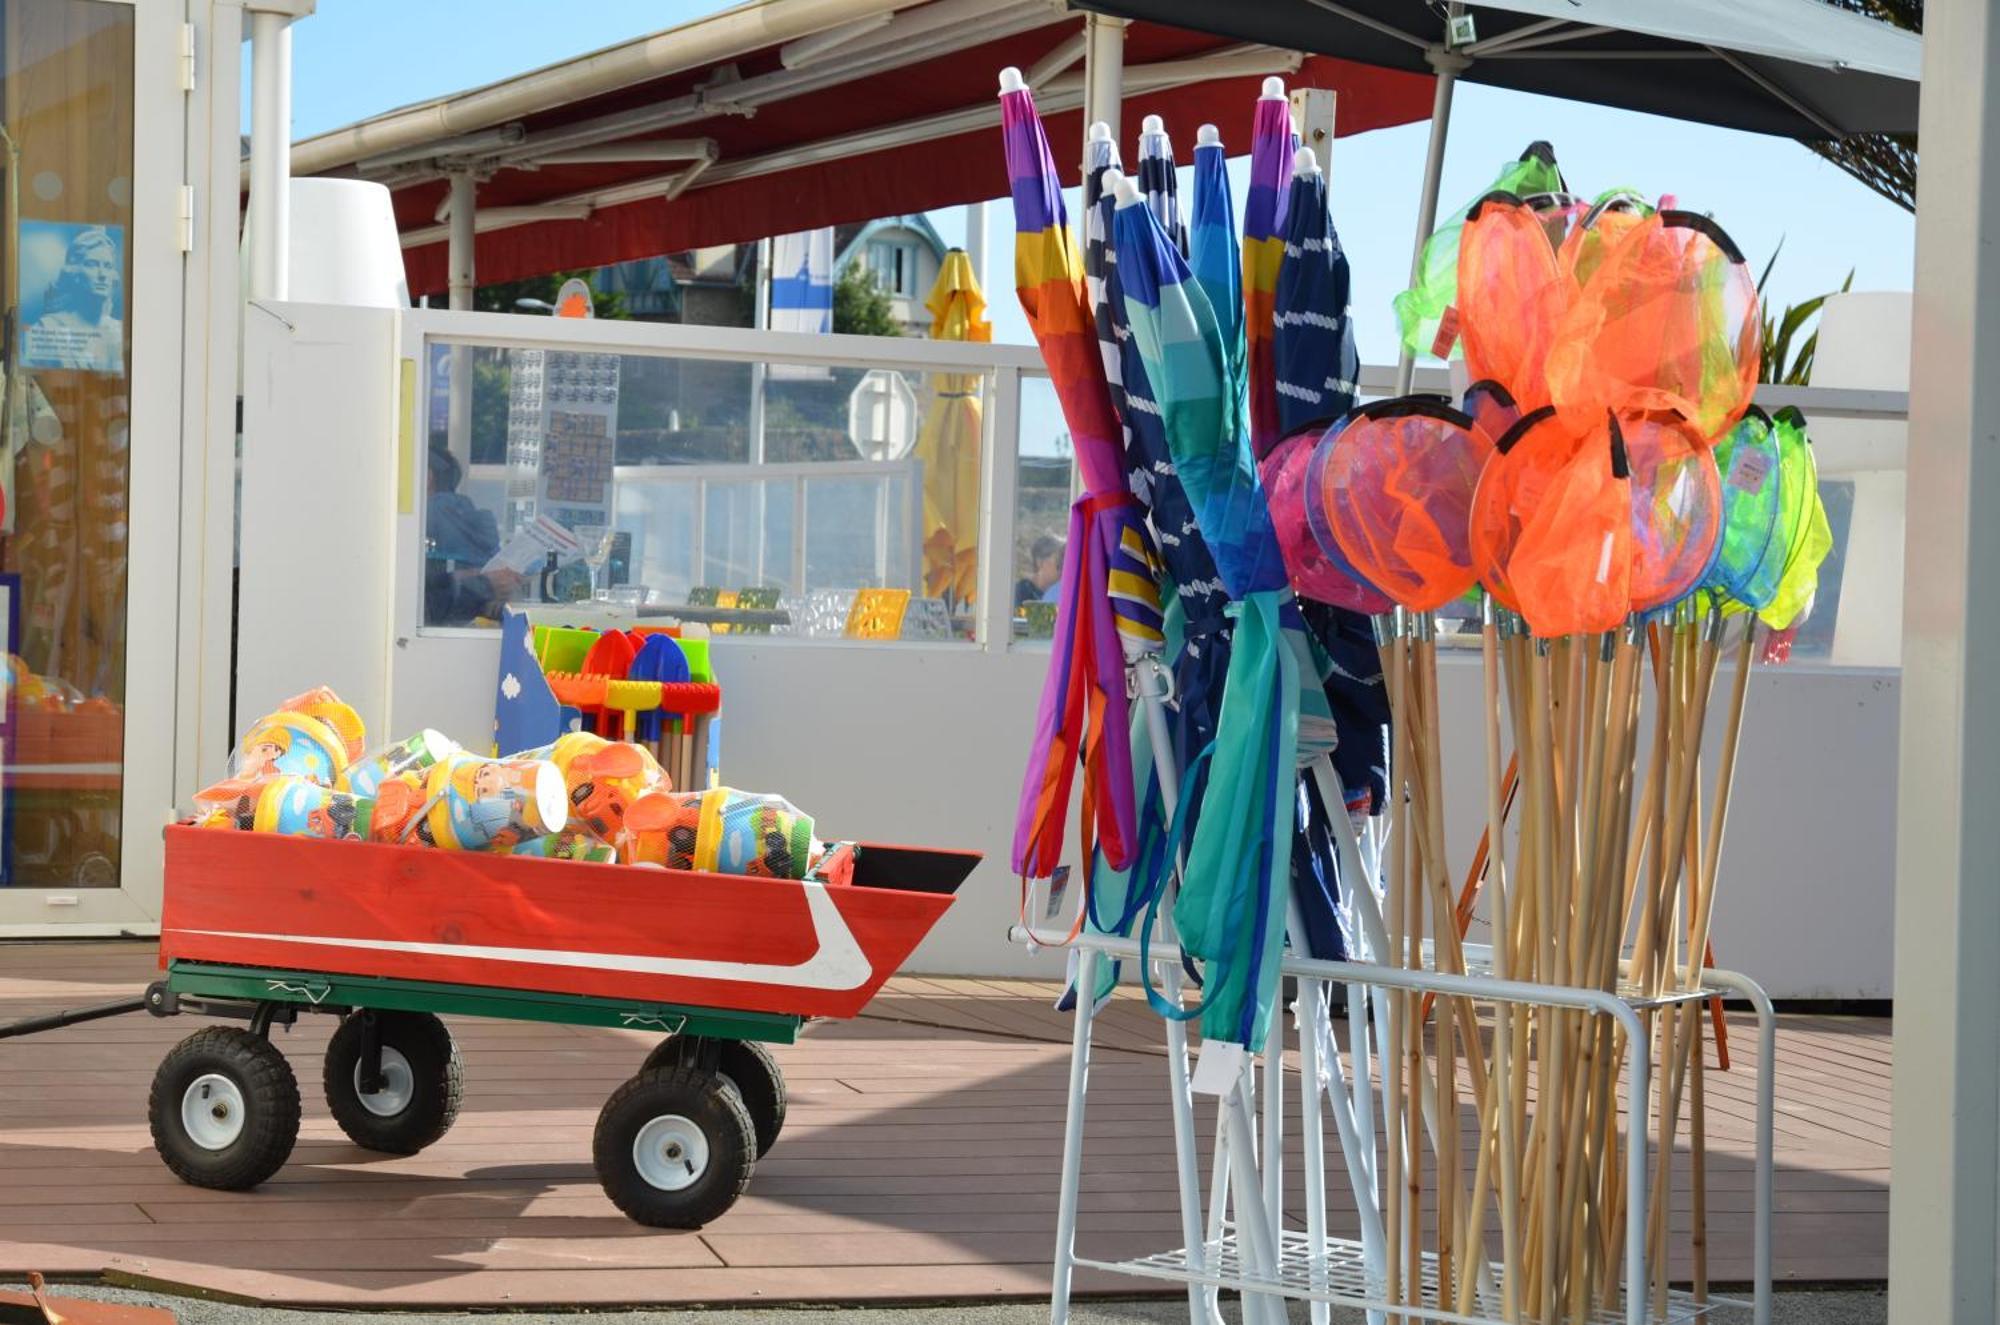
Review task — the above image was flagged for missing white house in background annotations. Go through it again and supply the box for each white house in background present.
[834,215,949,336]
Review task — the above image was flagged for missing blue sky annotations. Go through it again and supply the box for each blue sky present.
[272,1,1916,455]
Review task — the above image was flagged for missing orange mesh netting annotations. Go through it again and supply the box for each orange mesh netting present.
[1468,405,1585,613]
[1456,193,1579,412]
[1556,193,1651,291]
[1546,211,1761,439]
[1502,411,1635,636]
[1318,398,1493,613]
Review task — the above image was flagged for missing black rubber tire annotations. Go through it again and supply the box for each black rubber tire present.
[322,1010,463,1155]
[148,1025,301,1191]
[593,1066,756,1228]
[644,1035,787,1158]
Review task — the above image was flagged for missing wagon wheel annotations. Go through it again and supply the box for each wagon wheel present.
[644,1035,787,1158]
[323,1010,464,1155]
[593,1065,755,1228]
[148,1026,300,1190]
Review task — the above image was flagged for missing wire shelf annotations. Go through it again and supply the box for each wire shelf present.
[1074,1230,1732,1325]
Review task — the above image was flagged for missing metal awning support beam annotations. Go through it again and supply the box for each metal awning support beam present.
[781,0,1047,72]
[526,137,717,167]
[777,10,894,68]
[286,0,924,178]
[1710,47,1844,138]
[1027,26,1089,88]
[395,49,1278,252]
[357,123,526,174]
[1047,43,1302,97]
[358,0,1065,189]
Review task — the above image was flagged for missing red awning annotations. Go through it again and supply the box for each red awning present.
[303,11,1431,296]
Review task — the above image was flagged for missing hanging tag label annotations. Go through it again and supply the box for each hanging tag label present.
[1431,305,1461,359]
[1728,445,1773,494]
[1191,1040,1248,1096]
[1043,865,1072,921]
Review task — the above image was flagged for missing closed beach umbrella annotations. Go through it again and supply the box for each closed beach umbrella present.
[914,249,991,607]
[999,70,1161,881]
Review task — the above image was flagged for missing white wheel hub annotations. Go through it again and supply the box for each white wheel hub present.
[181,1073,247,1150]
[633,1114,709,1191]
[353,1045,416,1118]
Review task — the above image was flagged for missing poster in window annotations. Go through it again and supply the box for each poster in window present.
[18,221,125,376]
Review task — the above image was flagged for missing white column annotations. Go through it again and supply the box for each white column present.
[1888,4,2000,1322]
[445,171,476,468]
[246,10,293,301]
[446,171,477,311]
[1081,15,1126,176]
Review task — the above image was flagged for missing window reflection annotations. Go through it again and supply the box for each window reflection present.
[424,344,986,643]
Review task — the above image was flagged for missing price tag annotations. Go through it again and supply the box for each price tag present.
[1728,445,1774,494]
[1044,865,1072,921]
[1431,304,1462,360]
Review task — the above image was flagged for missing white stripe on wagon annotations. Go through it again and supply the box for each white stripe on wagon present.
[170,881,874,992]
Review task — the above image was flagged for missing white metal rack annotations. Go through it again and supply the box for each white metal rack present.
[1015,925,1776,1325]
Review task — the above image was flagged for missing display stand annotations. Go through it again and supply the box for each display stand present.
[1014,922,1776,1325]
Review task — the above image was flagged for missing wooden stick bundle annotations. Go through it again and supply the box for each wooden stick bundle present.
[1353,603,1761,1324]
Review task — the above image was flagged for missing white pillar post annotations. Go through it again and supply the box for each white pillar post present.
[446,171,477,311]
[445,170,476,469]
[246,10,293,301]
[1080,15,1126,178]
[1888,4,2000,1322]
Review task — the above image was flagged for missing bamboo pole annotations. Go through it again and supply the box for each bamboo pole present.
[1484,602,1521,1322]
[1378,616,1417,1319]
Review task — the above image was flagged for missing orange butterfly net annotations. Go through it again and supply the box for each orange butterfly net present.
[1623,413,1724,613]
[1506,412,1637,637]
[1317,398,1494,613]
[1546,210,1761,439]
[1468,405,1582,614]
[1456,192,1583,412]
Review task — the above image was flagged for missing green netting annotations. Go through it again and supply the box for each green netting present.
[1705,408,1784,607]
[1759,408,1833,630]
[1392,142,1567,359]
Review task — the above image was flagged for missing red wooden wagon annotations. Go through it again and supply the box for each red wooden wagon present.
[104,827,976,1227]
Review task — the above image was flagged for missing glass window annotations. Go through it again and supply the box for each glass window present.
[1013,375,1072,642]
[867,241,919,298]
[422,342,989,643]
[2,0,136,888]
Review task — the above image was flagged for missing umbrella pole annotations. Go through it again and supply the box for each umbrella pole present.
[1394,52,1468,396]
[1135,664,1224,1325]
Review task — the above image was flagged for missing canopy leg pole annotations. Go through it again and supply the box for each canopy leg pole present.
[446,170,476,471]
[1392,50,1468,396]
[247,9,293,302]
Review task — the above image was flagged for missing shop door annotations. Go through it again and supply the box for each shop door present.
[0,0,185,930]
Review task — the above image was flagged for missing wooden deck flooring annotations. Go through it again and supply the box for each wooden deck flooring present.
[0,943,1890,1308]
